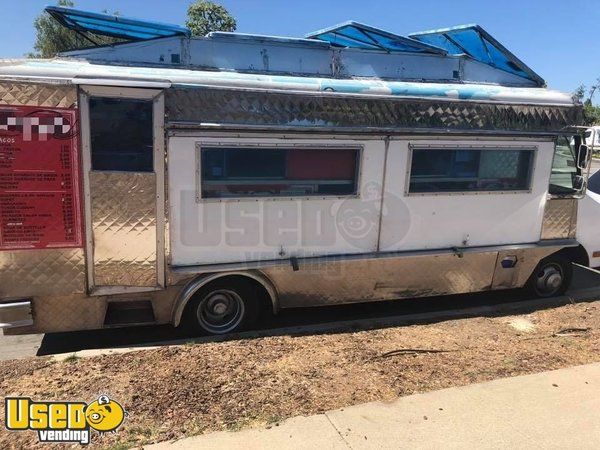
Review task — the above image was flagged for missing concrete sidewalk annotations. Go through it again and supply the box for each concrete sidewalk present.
[146,362,600,449]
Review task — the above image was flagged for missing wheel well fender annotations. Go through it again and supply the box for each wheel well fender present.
[554,244,590,267]
[171,270,278,327]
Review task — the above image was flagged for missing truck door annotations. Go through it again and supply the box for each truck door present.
[541,134,588,240]
[80,87,165,295]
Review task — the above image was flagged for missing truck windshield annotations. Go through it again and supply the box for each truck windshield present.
[549,136,578,195]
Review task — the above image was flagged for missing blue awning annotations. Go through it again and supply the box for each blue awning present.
[306,21,447,55]
[45,6,191,41]
[409,24,544,86]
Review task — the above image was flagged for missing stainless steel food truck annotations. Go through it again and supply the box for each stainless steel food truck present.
[0,7,592,335]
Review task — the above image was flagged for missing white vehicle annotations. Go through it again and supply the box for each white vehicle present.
[578,185,600,269]
[576,127,600,269]
[584,126,600,148]
[0,7,592,335]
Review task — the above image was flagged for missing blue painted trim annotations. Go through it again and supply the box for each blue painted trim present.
[305,21,447,55]
[45,6,191,40]
[410,24,545,87]
[8,59,573,105]
[207,32,331,47]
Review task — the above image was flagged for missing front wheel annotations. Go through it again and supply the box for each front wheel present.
[526,256,572,298]
[184,279,260,335]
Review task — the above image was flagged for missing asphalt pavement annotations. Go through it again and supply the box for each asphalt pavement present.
[590,158,600,176]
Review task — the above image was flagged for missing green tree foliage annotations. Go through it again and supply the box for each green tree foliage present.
[29,0,122,58]
[574,82,600,125]
[186,0,236,37]
[584,103,600,126]
[573,85,586,103]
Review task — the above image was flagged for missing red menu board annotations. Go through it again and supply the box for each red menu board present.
[0,106,83,250]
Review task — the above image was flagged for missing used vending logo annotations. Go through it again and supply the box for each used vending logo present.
[4,395,126,445]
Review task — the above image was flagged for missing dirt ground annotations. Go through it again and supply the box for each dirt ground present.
[1,300,599,449]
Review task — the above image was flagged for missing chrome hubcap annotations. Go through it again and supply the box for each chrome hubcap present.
[535,263,563,296]
[197,289,245,334]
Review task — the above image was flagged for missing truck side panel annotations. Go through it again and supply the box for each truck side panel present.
[380,139,554,251]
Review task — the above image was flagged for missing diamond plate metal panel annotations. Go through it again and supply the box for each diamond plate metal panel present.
[263,251,498,308]
[0,81,77,108]
[28,293,105,333]
[0,248,85,297]
[166,87,582,134]
[491,246,564,289]
[541,198,577,240]
[4,288,181,334]
[152,286,183,323]
[90,172,157,287]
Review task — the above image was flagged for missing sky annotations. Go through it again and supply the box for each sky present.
[1,0,599,101]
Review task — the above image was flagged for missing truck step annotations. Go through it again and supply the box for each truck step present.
[103,300,155,327]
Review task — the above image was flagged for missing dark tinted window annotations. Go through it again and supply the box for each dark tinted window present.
[409,148,534,193]
[549,136,578,195]
[201,147,359,198]
[90,97,153,172]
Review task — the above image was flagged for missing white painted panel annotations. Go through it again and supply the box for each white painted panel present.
[379,139,554,251]
[169,136,386,266]
[462,59,538,87]
[65,36,185,66]
[339,50,459,80]
[577,191,600,268]
[190,40,333,76]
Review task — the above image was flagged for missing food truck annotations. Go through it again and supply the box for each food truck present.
[0,7,591,335]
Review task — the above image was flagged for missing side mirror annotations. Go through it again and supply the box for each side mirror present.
[577,144,590,170]
[573,174,586,192]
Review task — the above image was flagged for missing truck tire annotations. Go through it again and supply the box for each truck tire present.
[184,278,261,335]
[526,255,573,298]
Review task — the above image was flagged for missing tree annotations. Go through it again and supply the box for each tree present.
[588,78,600,105]
[574,84,600,125]
[584,103,600,126]
[186,0,236,37]
[29,0,122,58]
[573,84,586,103]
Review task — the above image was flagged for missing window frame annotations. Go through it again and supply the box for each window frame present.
[78,85,165,292]
[548,135,581,197]
[405,144,537,196]
[195,141,363,202]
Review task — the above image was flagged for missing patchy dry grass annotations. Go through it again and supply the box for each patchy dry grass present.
[1,301,599,449]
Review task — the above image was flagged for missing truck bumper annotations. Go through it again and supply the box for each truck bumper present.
[0,300,33,329]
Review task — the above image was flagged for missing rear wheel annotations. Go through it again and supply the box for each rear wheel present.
[526,256,572,298]
[185,279,260,335]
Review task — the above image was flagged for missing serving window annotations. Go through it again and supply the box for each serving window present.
[199,145,360,199]
[408,147,535,194]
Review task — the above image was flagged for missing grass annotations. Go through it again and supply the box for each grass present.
[107,444,130,450]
